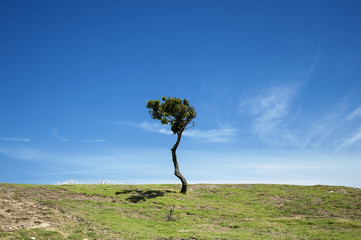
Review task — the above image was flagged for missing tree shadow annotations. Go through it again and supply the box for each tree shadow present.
[115,189,176,203]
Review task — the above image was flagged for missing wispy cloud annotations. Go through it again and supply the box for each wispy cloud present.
[347,105,361,121]
[240,84,299,145]
[50,128,69,142]
[138,122,172,135]
[82,139,107,143]
[183,128,238,143]
[338,127,361,150]
[0,146,170,177]
[307,48,319,77]
[114,121,172,135]
[115,121,237,143]
[240,82,361,151]
[0,137,30,142]
[0,147,50,162]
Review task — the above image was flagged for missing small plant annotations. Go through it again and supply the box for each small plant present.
[165,205,176,221]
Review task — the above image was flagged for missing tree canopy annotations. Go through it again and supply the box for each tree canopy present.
[146,96,196,135]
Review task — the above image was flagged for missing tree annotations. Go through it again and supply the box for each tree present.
[146,96,196,194]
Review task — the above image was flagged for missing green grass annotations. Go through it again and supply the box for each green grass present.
[0,184,360,239]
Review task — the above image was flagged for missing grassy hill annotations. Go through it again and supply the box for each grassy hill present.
[0,183,360,239]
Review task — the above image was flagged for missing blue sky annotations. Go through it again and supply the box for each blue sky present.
[1,0,361,187]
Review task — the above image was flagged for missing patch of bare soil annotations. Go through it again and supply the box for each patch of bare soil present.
[0,185,114,233]
[0,186,55,232]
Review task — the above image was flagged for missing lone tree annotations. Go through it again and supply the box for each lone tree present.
[146,96,196,194]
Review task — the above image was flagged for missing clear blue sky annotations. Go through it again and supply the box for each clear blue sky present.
[1,0,361,187]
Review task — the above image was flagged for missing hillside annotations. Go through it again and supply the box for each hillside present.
[0,183,360,239]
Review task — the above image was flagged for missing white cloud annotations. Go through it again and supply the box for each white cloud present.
[306,49,319,78]
[138,122,172,135]
[338,127,361,150]
[0,145,164,164]
[305,103,361,150]
[347,105,361,121]
[253,85,295,121]
[114,121,172,135]
[240,84,299,145]
[0,147,50,161]
[239,83,361,151]
[183,128,238,143]
[50,128,69,142]
[0,137,30,142]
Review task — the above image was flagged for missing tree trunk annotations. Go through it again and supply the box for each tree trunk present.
[171,132,188,194]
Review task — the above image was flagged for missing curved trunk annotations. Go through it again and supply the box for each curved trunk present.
[171,132,188,194]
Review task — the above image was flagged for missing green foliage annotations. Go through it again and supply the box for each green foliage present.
[146,96,196,134]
